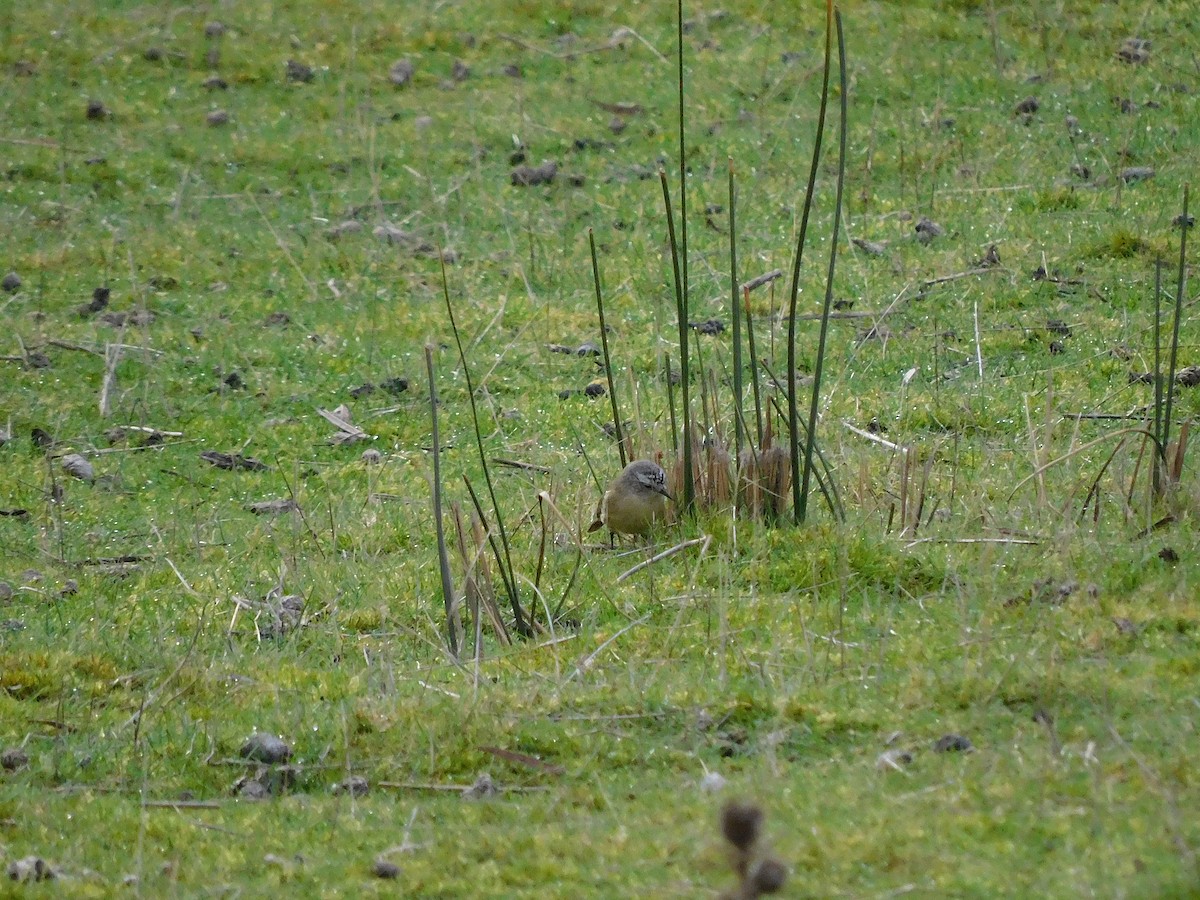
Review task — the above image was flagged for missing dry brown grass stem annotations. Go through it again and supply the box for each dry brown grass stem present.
[1009,427,1163,500]
[672,426,734,512]
[1168,420,1190,483]
[451,502,509,648]
[843,420,902,451]
[736,416,791,521]
[904,536,1040,548]
[616,535,710,584]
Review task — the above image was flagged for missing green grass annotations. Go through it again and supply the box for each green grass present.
[2,0,1198,895]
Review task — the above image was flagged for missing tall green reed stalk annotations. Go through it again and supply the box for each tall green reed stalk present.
[440,260,530,636]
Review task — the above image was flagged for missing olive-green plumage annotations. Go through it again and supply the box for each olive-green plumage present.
[588,460,672,537]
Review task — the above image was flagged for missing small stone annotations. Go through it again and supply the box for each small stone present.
[143,46,164,61]
[239,732,292,764]
[462,772,498,800]
[245,499,299,516]
[511,161,558,186]
[202,75,228,90]
[1176,366,1200,387]
[233,775,269,799]
[0,583,12,602]
[87,285,111,312]
[97,309,154,328]
[372,859,400,879]
[853,238,887,256]
[286,60,314,83]
[1047,319,1071,337]
[933,734,973,753]
[388,58,414,86]
[201,450,269,471]
[915,217,944,244]
[1,747,29,770]
[381,377,409,395]
[1,272,20,292]
[1117,37,1150,64]
[334,775,370,797]
[204,21,226,38]
[361,449,382,465]
[325,220,363,240]
[206,109,230,127]
[451,59,470,81]
[1014,95,1040,115]
[688,318,725,335]
[7,856,54,883]
[720,800,763,851]
[749,858,788,894]
[1119,166,1155,183]
[373,223,413,245]
[977,243,1001,268]
[86,99,109,120]
[61,453,95,482]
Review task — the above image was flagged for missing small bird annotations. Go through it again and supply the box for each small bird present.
[588,459,673,539]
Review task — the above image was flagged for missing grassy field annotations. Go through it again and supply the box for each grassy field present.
[1,0,1198,895]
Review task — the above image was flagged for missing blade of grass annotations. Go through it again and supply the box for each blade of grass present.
[440,258,529,637]
[799,5,848,524]
[590,228,627,469]
[744,287,764,448]
[462,474,523,633]
[425,344,459,660]
[1161,185,1189,486]
[661,170,695,513]
[676,0,689,351]
[764,371,843,521]
[787,0,834,523]
[1153,258,1163,496]
[664,0,694,514]
[729,159,744,465]
[1007,427,1166,500]
[665,354,679,455]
